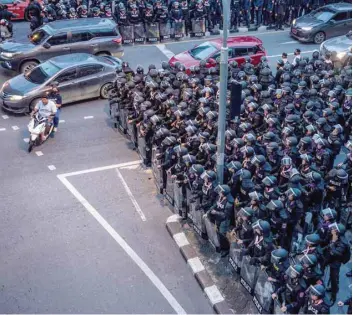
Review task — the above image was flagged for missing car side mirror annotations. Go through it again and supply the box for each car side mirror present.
[43,43,51,49]
[207,58,216,65]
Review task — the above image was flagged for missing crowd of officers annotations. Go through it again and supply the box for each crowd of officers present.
[109,51,352,313]
[18,0,351,34]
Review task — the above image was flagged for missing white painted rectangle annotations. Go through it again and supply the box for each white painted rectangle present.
[35,151,43,156]
[204,285,224,305]
[2,115,9,119]
[84,116,94,119]
[59,120,65,123]
[0,128,6,131]
[23,138,29,143]
[187,257,205,274]
[48,165,56,171]
[173,232,190,248]
[12,126,19,130]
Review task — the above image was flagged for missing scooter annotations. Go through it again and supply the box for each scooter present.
[27,113,53,153]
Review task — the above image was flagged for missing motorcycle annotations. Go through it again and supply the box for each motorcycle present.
[27,113,53,152]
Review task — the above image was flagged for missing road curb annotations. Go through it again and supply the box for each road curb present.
[166,214,232,314]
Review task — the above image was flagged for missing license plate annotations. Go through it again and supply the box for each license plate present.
[291,28,297,34]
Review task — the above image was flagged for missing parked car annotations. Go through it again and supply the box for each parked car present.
[0,18,123,74]
[0,53,121,114]
[290,2,352,44]
[169,36,266,72]
[0,0,36,21]
[320,31,352,68]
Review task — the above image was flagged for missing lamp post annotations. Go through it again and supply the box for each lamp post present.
[216,0,230,184]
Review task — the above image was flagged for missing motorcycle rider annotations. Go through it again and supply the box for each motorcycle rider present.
[47,82,62,138]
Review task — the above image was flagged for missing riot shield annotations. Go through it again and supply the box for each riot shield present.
[110,103,119,128]
[273,299,285,314]
[152,146,164,194]
[127,121,137,148]
[159,22,171,40]
[173,180,185,217]
[304,211,314,235]
[204,215,221,252]
[253,270,275,314]
[191,18,205,37]
[165,171,174,206]
[173,21,185,39]
[146,22,159,42]
[240,255,259,295]
[137,133,147,164]
[192,204,208,240]
[133,23,145,43]
[229,242,244,274]
[340,206,351,228]
[118,108,127,134]
[185,187,192,218]
[120,25,134,44]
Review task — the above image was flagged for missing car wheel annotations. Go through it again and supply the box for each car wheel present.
[313,32,325,44]
[100,83,113,99]
[20,61,39,74]
[29,98,41,113]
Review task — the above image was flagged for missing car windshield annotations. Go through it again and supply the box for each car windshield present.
[25,61,61,84]
[310,9,335,22]
[29,30,49,45]
[189,42,218,60]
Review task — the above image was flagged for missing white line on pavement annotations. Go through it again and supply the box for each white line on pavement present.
[35,151,43,156]
[57,175,186,315]
[204,285,225,305]
[23,138,29,143]
[48,165,56,171]
[84,116,94,119]
[115,168,147,222]
[0,128,6,131]
[58,160,141,178]
[2,115,9,119]
[267,50,315,58]
[59,119,65,123]
[12,126,19,130]
[156,44,175,59]
[281,41,298,44]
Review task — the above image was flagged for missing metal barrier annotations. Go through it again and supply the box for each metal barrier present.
[240,255,259,295]
[151,146,164,194]
[165,171,174,206]
[204,214,221,252]
[173,180,186,217]
[253,270,275,314]
[118,107,127,134]
[137,132,147,164]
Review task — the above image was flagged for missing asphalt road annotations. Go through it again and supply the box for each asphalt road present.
[0,21,333,313]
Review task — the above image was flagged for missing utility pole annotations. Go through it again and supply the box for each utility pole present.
[216,0,230,184]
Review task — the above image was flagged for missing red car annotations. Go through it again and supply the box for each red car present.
[169,36,267,72]
[0,0,38,21]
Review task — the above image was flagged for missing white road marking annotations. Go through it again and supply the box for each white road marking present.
[166,214,181,223]
[281,40,298,44]
[48,165,56,171]
[2,115,9,119]
[59,160,141,178]
[119,164,140,170]
[23,138,29,143]
[115,168,147,222]
[173,232,190,248]
[187,257,205,274]
[59,119,65,123]
[57,175,186,315]
[267,50,315,58]
[156,44,175,59]
[35,151,43,156]
[84,116,94,119]
[204,285,224,305]
[0,128,6,131]
[12,126,19,130]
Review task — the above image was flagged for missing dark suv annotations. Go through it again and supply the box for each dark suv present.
[0,18,124,73]
[290,2,352,44]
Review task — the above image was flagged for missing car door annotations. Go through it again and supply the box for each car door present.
[68,31,97,55]
[328,11,351,38]
[76,64,104,99]
[54,67,78,104]
[247,46,264,66]
[41,32,70,61]
[233,47,249,66]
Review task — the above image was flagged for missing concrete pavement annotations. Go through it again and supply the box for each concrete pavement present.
[0,21,333,313]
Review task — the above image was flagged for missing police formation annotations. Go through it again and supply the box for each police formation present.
[25,0,347,41]
[109,51,352,313]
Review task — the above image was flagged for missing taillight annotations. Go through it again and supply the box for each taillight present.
[113,38,122,44]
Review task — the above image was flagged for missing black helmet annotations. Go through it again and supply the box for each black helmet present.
[226,161,242,172]
[271,248,288,264]
[248,191,264,201]
[262,175,277,187]
[285,264,304,279]
[238,207,255,218]
[214,184,231,196]
[285,187,302,199]
[182,154,196,165]
[252,219,270,235]
[201,170,217,182]
[321,208,337,220]
[189,164,205,176]
[329,222,346,235]
[309,284,326,298]
[161,136,177,147]
[305,233,321,246]
[173,145,188,156]
[266,199,284,211]
[251,155,266,166]
[299,254,318,267]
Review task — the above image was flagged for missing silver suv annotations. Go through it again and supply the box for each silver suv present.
[0,18,124,74]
